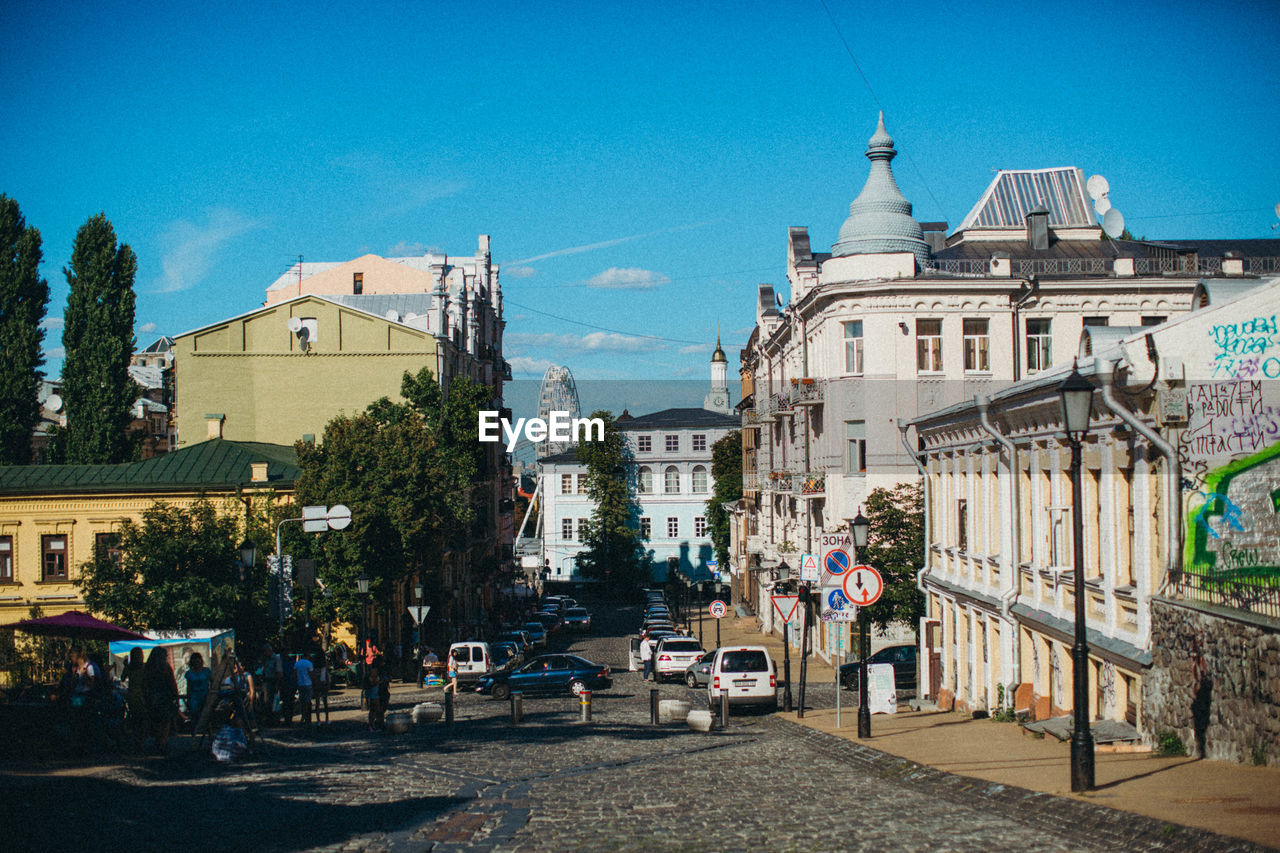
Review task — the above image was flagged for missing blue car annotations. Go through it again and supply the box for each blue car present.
[475,654,612,701]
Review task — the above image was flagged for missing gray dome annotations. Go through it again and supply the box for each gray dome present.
[832,113,929,271]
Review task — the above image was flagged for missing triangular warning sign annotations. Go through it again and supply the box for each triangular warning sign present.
[772,594,800,623]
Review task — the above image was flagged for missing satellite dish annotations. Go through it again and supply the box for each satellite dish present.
[404,313,417,322]
[385,310,400,323]
[288,317,303,333]
[1086,175,1110,201]
[1102,208,1126,239]
[46,394,62,412]
[1094,197,1112,216]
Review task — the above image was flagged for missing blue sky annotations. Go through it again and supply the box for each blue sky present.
[3,0,1278,385]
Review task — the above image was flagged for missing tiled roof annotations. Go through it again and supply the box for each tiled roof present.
[616,408,740,430]
[0,439,300,495]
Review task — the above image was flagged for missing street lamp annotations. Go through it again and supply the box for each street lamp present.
[850,509,871,738]
[357,572,371,709]
[239,540,257,581]
[1059,360,1096,792]
[776,559,793,713]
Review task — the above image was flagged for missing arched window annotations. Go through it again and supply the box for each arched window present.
[664,466,680,494]
[691,465,708,493]
[638,466,653,494]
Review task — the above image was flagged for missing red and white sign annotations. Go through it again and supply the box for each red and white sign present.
[842,564,884,607]
[771,594,800,623]
[708,600,728,619]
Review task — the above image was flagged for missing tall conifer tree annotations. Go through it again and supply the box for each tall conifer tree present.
[0,195,49,465]
[62,213,137,464]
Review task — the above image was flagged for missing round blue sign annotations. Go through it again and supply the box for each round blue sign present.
[826,589,850,611]
[824,548,850,575]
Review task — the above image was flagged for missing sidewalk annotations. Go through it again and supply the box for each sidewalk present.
[715,611,1280,850]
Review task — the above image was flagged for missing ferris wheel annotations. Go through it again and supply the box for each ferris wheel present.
[536,365,581,458]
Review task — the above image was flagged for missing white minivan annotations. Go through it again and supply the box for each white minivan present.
[447,641,492,681]
[707,645,777,710]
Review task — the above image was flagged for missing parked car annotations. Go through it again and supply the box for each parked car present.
[489,641,523,672]
[839,644,918,693]
[653,637,704,681]
[475,654,612,700]
[684,650,716,688]
[447,641,492,681]
[537,612,564,634]
[708,646,777,710]
[522,621,548,648]
[497,629,533,655]
[562,607,592,632]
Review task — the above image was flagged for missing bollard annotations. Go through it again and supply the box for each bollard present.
[579,689,592,723]
[510,691,523,724]
[719,689,729,729]
[650,688,659,725]
[444,689,454,725]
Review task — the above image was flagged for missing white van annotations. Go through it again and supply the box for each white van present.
[707,645,777,710]
[447,642,492,681]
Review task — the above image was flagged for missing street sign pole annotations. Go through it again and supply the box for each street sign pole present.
[797,591,809,719]
[783,617,793,713]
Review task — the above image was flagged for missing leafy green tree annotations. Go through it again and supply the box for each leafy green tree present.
[575,410,649,596]
[61,213,138,464]
[705,429,742,569]
[860,482,925,630]
[77,498,276,647]
[0,195,49,465]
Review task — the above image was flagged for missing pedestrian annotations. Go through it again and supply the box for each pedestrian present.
[377,656,391,723]
[444,650,459,695]
[294,651,314,724]
[365,661,385,731]
[184,652,211,726]
[261,643,280,724]
[640,636,654,681]
[279,654,297,725]
[312,652,330,723]
[123,647,149,749]
[144,646,180,754]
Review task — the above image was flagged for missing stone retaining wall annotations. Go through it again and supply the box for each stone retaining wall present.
[1144,596,1280,765]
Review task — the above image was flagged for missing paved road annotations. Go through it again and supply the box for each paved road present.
[1,601,1266,852]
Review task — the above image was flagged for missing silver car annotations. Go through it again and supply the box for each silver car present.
[684,650,717,688]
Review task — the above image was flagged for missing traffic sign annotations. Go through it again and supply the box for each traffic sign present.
[799,553,819,582]
[823,547,851,576]
[708,600,727,619]
[406,605,430,624]
[825,588,851,611]
[771,594,800,623]
[842,564,884,607]
[819,531,852,551]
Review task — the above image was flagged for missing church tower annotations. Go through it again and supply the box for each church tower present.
[704,331,731,413]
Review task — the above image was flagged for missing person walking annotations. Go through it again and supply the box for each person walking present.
[312,652,330,723]
[640,636,654,681]
[261,643,281,724]
[279,654,297,725]
[184,652,211,726]
[144,647,180,754]
[294,651,314,725]
[444,650,460,696]
[123,647,149,749]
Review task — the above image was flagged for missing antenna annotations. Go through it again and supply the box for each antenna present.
[1086,175,1109,201]
[1102,208,1125,240]
[1088,174,1124,239]
[288,317,303,333]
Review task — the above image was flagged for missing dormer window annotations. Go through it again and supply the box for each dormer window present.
[353,272,363,294]
[1026,206,1050,250]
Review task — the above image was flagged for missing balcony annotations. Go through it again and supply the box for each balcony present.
[741,408,761,429]
[796,471,826,498]
[789,378,826,406]
[767,393,793,420]
[765,470,793,491]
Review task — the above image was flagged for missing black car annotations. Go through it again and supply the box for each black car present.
[475,654,612,700]
[562,607,592,632]
[839,644,918,692]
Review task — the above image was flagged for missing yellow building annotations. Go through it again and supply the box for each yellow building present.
[0,439,298,624]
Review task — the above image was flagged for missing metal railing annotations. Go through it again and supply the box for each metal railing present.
[789,378,826,406]
[767,393,793,419]
[796,471,826,497]
[1171,566,1280,621]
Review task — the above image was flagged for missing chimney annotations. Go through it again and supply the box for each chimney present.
[1025,206,1050,250]
[205,413,225,440]
[250,462,269,482]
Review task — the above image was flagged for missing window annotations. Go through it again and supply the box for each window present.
[1141,315,1167,327]
[577,518,589,542]
[916,319,942,372]
[637,435,652,453]
[957,500,968,552]
[562,519,575,541]
[639,517,651,539]
[353,272,363,294]
[694,516,707,537]
[561,474,573,494]
[299,317,318,342]
[843,320,864,374]
[664,466,680,494]
[845,421,867,473]
[692,434,707,452]
[0,536,11,582]
[1082,316,1109,328]
[576,474,588,495]
[963,318,989,372]
[1026,318,1052,372]
[667,517,679,538]
[691,465,708,493]
[638,466,653,494]
[42,535,67,581]
[95,532,122,566]
[665,434,679,452]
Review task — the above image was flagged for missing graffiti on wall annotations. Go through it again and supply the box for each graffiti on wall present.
[1184,441,1280,591]
[1209,314,1279,380]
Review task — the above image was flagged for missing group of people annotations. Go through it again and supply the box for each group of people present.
[258,644,331,726]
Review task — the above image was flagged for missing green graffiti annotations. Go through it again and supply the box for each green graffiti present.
[1184,440,1280,581]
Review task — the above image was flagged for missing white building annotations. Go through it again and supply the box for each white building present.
[541,347,737,583]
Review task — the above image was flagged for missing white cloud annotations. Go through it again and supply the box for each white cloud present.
[679,344,707,355]
[507,221,715,266]
[155,209,262,293]
[577,332,651,352]
[45,346,65,360]
[41,317,64,330]
[586,267,669,290]
[504,265,537,279]
[505,331,654,353]
[137,321,157,334]
[508,356,553,376]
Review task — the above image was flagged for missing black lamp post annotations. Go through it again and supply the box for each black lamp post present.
[777,559,793,712]
[357,572,371,709]
[1059,361,1096,792]
[696,581,706,645]
[235,540,257,645]
[850,510,871,738]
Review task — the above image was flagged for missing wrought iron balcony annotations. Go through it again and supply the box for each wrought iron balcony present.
[741,408,761,429]
[796,471,826,497]
[789,378,826,406]
[766,470,793,491]
[767,393,793,419]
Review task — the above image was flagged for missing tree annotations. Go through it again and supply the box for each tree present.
[860,482,925,630]
[575,410,649,597]
[705,429,742,570]
[76,498,276,646]
[62,213,138,464]
[0,195,49,465]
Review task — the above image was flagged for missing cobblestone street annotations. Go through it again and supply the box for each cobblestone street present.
[2,605,1269,852]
